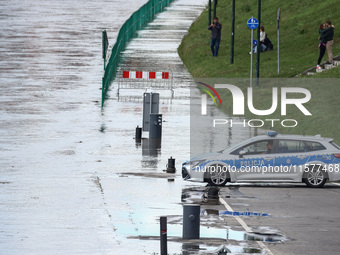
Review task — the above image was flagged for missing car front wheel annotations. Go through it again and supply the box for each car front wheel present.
[207,164,229,186]
[303,166,327,188]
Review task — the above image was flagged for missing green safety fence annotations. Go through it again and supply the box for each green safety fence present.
[102,0,175,107]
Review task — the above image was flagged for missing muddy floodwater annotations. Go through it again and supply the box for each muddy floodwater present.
[1,0,260,254]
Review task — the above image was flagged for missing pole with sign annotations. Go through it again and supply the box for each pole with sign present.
[247,17,259,88]
[277,8,281,76]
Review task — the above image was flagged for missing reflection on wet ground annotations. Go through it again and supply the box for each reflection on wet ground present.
[181,185,221,205]
[181,185,262,204]
[165,214,284,243]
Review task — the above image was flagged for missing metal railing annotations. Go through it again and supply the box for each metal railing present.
[101,0,175,107]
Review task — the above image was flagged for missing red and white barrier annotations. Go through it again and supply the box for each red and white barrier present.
[122,71,169,80]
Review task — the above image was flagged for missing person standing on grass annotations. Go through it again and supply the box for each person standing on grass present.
[317,24,327,70]
[318,20,335,68]
[324,20,334,65]
[208,17,222,57]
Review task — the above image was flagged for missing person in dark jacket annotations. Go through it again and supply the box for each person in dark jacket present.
[263,35,273,51]
[324,20,334,64]
[317,23,327,69]
[318,20,335,66]
[208,17,222,57]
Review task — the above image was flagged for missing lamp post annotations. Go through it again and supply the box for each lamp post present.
[230,0,235,64]
[208,0,211,26]
[256,0,261,86]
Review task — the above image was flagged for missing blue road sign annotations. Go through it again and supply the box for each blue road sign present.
[247,17,259,30]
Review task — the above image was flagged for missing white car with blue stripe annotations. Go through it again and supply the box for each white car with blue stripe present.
[182,132,340,188]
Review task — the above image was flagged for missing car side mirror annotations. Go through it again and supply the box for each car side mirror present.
[239,150,246,158]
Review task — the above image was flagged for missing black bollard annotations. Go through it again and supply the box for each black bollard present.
[166,156,176,173]
[135,125,142,143]
[183,204,200,239]
[160,216,167,255]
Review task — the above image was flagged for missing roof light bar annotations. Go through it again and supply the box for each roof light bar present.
[267,131,278,137]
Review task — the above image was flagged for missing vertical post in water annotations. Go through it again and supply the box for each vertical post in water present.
[277,8,281,76]
[149,92,153,115]
[135,126,142,143]
[256,0,261,86]
[101,77,104,108]
[230,0,235,64]
[102,30,106,70]
[183,204,200,239]
[208,0,211,26]
[160,216,167,255]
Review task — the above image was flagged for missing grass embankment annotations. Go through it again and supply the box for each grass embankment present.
[178,0,340,143]
[178,0,340,78]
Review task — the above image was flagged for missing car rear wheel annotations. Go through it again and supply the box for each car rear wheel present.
[303,166,327,188]
[207,164,229,186]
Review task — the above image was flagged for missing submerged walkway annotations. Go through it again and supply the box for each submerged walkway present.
[101,0,262,254]
[110,0,207,94]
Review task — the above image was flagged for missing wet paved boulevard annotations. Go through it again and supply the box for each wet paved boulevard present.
[2,0,340,254]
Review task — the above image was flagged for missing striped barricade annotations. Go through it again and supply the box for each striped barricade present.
[118,68,173,94]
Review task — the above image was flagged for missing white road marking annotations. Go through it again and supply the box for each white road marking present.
[219,197,274,255]
[331,182,340,186]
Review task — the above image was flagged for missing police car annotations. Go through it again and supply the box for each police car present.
[182,132,340,188]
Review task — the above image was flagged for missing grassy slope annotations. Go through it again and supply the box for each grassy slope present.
[178,0,340,78]
[178,0,340,143]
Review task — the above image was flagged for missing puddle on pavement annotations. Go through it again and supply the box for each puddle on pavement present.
[129,222,284,253]
[182,185,263,205]
[181,243,262,254]
[125,209,285,244]
[119,172,177,179]
[181,186,221,205]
